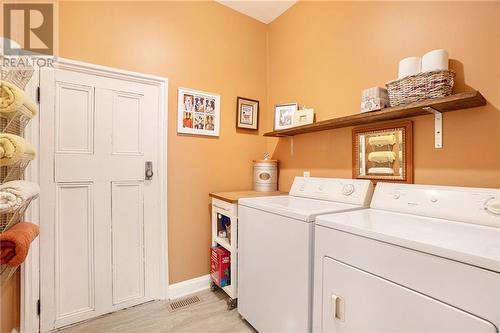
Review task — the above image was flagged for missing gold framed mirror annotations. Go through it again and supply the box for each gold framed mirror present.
[352,120,413,183]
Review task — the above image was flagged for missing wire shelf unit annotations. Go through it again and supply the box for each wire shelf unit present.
[0,155,33,184]
[0,195,39,233]
[0,105,35,136]
[1,68,38,285]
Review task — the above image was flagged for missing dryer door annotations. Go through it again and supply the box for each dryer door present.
[321,257,497,333]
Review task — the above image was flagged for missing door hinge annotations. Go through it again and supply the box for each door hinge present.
[36,86,41,104]
[37,299,41,315]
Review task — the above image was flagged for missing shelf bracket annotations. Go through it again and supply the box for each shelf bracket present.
[290,136,294,157]
[423,106,443,149]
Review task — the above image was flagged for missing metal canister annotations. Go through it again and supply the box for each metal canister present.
[253,159,278,192]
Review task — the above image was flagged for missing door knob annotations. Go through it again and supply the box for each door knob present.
[145,161,154,180]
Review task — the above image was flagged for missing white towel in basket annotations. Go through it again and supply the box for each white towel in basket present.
[0,180,39,213]
[0,191,22,213]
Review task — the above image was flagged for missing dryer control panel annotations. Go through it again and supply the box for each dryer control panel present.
[371,183,500,228]
[290,177,374,206]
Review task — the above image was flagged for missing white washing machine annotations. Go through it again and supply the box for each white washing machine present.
[238,177,374,333]
[313,182,500,332]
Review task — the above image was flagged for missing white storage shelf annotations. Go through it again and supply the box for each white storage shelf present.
[211,198,238,307]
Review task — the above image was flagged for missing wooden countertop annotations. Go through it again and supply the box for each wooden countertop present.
[209,190,287,203]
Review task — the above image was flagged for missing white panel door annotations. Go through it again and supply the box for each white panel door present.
[320,257,497,332]
[40,65,165,331]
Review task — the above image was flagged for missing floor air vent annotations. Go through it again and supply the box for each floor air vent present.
[168,295,201,311]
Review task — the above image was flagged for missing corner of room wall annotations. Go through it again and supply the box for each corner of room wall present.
[264,1,500,191]
[4,4,499,331]
[0,272,20,333]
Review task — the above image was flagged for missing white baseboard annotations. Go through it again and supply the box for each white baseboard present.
[168,274,210,300]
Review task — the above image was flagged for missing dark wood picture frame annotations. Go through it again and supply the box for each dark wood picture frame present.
[352,120,413,184]
[236,97,259,130]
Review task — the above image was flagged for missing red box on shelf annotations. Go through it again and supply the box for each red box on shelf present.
[210,246,230,287]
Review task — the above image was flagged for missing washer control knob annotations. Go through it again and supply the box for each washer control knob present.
[393,194,400,200]
[318,185,324,191]
[342,184,355,196]
[299,185,306,191]
[430,198,438,203]
[485,198,500,215]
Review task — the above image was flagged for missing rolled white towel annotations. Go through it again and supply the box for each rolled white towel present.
[0,180,39,213]
[368,151,396,164]
[368,134,396,146]
[0,191,23,213]
[368,167,394,175]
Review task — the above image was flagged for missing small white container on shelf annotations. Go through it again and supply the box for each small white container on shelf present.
[361,87,390,113]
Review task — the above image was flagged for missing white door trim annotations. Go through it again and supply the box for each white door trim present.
[21,66,41,333]
[21,58,169,332]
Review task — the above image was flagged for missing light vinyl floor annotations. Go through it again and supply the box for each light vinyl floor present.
[59,290,256,333]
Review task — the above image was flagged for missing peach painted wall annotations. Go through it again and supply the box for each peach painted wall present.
[266,1,500,190]
[57,1,268,283]
[0,272,20,333]
[2,2,499,332]
[3,3,268,331]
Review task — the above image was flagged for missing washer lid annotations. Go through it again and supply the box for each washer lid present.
[316,209,500,273]
[239,195,365,222]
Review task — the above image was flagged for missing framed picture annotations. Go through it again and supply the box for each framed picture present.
[177,87,220,137]
[236,97,259,130]
[352,120,413,184]
[293,108,314,127]
[274,103,298,130]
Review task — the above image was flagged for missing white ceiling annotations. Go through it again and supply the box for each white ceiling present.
[215,1,298,24]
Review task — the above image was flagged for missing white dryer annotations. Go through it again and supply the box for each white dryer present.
[313,182,500,332]
[238,177,374,333]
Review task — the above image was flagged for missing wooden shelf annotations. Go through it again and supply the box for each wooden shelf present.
[264,91,486,137]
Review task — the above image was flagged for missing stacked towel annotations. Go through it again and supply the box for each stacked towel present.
[368,167,395,175]
[368,151,396,163]
[0,222,39,266]
[368,134,396,146]
[0,133,36,166]
[0,180,40,213]
[0,80,37,117]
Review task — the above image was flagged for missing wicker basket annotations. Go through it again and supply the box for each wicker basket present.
[0,55,34,90]
[386,70,455,107]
